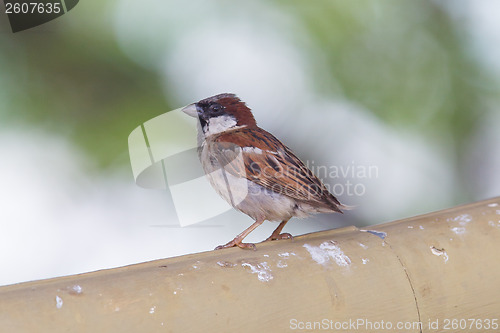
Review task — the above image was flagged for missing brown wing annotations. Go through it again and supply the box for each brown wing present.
[210,127,342,212]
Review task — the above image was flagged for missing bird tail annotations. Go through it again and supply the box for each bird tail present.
[325,194,355,213]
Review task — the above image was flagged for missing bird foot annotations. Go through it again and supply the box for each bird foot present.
[215,239,257,250]
[265,232,293,242]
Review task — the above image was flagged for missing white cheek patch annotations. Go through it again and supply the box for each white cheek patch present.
[204,115,238,135]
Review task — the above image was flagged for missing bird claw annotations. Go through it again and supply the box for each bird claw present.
[215,240,257,250]
[265,232,293,242]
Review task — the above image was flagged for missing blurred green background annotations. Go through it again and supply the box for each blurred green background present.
[1,0,499,285]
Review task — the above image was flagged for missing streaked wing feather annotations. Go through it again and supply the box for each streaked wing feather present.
[211,128,341,209]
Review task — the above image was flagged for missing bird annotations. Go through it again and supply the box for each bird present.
[182,93,346,250]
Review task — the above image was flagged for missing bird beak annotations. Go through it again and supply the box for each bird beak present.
[181,103,198,117]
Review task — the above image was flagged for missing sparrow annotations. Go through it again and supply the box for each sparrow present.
[182,93,346,250]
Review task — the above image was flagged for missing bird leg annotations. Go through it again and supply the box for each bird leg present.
[215,219,264,250]
[265,219,292,241]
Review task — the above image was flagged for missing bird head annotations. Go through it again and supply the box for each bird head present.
[182,93,256,136]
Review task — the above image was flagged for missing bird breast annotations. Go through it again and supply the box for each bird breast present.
[199,139,309,221]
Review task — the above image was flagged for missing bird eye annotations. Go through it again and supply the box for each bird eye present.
[210,104,222,113]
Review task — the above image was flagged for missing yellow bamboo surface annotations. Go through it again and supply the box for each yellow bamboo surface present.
[1,198,499,332]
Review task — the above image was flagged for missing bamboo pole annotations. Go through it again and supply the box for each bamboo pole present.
[1,198,499,332]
